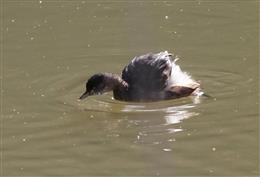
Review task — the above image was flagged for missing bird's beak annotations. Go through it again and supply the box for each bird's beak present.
[79,91,89,100]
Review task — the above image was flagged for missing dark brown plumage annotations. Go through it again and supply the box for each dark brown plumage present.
[80,51,202,102]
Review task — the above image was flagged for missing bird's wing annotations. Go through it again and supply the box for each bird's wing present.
[122,51,173,92]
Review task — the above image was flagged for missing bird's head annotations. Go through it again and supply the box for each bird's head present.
[79,73,107,100]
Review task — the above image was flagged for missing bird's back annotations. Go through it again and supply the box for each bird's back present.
[120,51,173,101]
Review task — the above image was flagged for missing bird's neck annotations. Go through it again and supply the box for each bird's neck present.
[103,73,128,91]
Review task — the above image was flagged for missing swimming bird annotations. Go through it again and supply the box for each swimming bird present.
[79,51,203,102]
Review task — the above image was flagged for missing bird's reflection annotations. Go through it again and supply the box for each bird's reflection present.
[78,95,201,145]
[164,105,199,125]
[122,96,200,128]
[120,97,201,145]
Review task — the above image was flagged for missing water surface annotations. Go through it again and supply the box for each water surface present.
[1,1,259,176]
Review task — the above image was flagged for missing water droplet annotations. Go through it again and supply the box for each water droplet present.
[248,78,253,82]
[30,37,34,40]
[163,148,172,152]
[39,0,42,4]
[168,138,176,142]
[22,138,26,142]
[165,15,169,19]
[239,36,245,41]
[11,19,16,23]
[212,147,216,151]
[153,142,160,145]
[209,169,214,173]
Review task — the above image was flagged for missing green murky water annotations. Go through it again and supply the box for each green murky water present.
[1,1,259,176]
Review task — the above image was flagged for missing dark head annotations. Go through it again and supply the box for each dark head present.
[79,73,127,100]
[79,73,107,100]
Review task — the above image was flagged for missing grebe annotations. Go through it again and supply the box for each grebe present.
[79,51,203,102]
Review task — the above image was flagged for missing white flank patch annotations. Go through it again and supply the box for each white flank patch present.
[168,59,199,88]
